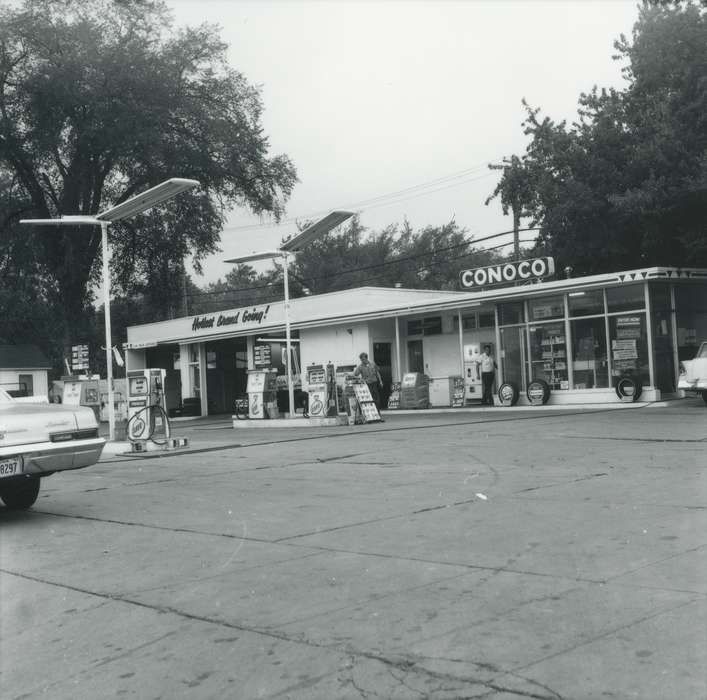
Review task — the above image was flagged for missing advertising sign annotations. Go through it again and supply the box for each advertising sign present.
[254,344,272,368]
[460,257,555,289]
[71,344,90,371]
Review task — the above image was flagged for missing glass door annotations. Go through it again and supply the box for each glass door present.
[499,327,526,390]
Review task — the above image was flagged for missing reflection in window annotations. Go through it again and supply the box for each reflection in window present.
[478,311,495,328]
[528,295,564,321]
[606,284,645,312]
[568,290,604,317]
[571,318,608,389]
[498,302,524,325]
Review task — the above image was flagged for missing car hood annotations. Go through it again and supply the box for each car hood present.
[0,402,98,448]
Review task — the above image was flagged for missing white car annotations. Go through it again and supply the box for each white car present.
[678,342,707,405]
[0,389,105,509]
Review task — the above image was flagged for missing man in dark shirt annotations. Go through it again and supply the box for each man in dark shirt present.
[354,352,383,409]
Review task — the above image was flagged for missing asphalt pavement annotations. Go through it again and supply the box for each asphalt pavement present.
[1,399,705,699]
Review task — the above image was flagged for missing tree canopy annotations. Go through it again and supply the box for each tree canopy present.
[0,0,297,359]
[488,1,707,275]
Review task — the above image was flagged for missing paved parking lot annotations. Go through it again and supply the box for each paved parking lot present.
[1,400,706,699]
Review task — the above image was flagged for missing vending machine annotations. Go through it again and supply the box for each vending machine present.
[463,343,483,403]
[246,369,278,419]
[127,369,168,441]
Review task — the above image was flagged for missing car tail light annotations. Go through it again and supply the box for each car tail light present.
[50,428,99,443]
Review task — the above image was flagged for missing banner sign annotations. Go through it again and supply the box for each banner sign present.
[460,257,555,289]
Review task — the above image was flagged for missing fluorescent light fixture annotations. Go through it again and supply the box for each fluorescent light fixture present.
[568,291,586,297]
[20,216,100,226]
[96,178,199,221]
[224,250,283,264]
[256,338,300,343]
[279,210,354,252]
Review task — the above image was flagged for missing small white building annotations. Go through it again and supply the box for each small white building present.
[0,344,52,398]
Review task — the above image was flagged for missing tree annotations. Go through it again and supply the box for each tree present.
[488,1,707,275]
[190,217,504,313]
[0,0,297,358]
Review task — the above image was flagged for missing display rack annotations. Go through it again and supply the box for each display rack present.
[351,382,382,423]
[534,332,568,390]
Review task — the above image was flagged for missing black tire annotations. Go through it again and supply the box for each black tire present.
[702,392,707,406]
[497,382,520,407]
[615,376,641,402]
[527,379,551,405]
[0,475,40,509]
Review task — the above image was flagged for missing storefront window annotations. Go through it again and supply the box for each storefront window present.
[498,302,524,326]
[407,317,442,336]
[606,284,645,312]
[528,324,568,390]
[528,295,564,321]
[478,311,495,328]
[453,313,477,331]
[568,289,604,317]
[609,314,649,387]
[570,318,608,389]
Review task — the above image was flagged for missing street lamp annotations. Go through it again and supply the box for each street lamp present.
[225,210,354,417]
[21,178,200,441]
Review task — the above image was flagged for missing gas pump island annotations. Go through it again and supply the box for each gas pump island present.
[126,369,188,452]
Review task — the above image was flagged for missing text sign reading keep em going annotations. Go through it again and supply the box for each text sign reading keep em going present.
[459,257,555,289]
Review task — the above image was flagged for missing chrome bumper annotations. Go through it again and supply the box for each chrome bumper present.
[0,437,106,474]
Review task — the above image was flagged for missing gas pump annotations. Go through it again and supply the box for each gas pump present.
[246,369,278,419]
[463,344,483,403]
[126,369,168,441]
[305,364,327,417]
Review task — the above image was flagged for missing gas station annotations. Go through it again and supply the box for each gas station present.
[123,262,707,429]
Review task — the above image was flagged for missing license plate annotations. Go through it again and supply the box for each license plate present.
[0,456,23,478]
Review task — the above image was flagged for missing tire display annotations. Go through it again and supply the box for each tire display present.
[527,379,551,405]
[497,382,520,407]
[0,475,40,509]
[615,376,642,402]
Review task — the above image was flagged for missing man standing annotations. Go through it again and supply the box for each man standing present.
[354,352,383,409]
[477,344,497,406]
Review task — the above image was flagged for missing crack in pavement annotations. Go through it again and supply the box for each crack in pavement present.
[2,567,564,699]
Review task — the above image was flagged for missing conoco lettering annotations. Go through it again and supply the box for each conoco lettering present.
[531,259,546,276]
[459,257,555,289]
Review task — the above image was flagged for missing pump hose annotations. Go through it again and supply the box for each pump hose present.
[126,403,172,445]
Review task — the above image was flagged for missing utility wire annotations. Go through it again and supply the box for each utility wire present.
[220,161,499,233]
[187,226,541,299]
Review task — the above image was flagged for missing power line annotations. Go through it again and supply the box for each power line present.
[220,160,500,234]
[186,226,541,299]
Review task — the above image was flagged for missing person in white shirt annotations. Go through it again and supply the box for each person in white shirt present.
[477,344,497,406]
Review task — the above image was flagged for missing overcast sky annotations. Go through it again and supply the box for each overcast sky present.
[168,0,640,284]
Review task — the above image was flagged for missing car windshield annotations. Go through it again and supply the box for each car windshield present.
[697,343,707,359]
[0,388,14,403]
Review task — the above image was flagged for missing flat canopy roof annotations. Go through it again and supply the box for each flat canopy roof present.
[125,266,707,349]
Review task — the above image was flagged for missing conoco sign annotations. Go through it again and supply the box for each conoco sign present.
[460,257,555,289]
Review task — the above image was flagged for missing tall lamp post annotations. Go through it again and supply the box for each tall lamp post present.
[21,178,200,441]
[225,210,354,417]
